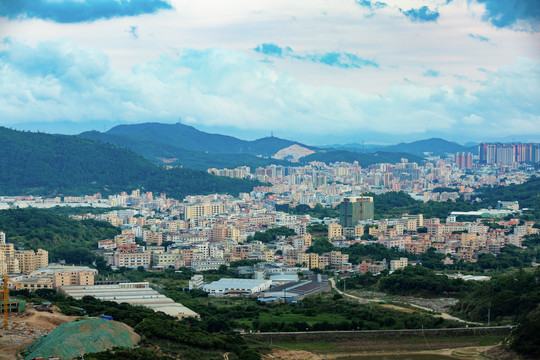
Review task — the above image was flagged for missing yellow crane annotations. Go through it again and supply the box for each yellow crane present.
[2,275,21,330]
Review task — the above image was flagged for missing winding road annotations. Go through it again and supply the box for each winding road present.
[329,278,482,326]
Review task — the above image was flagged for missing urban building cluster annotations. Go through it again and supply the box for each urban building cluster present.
[56,185,535,278]
[2,144,539,305]
[207,148,537,208]
[478,143,540,165]
[0,232,48,278]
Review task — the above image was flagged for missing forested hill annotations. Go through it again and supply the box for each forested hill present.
[0,127,263,199]
[80,129,291,170]
[104,122,311,155]
[0,208,120,262]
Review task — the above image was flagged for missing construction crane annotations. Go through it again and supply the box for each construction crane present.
[2,275,21,330]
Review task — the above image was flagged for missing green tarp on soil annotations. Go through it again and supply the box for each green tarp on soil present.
[24,318,140,360]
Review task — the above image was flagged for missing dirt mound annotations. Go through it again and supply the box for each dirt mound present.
[23,318,140,360]
[264,350,323,360]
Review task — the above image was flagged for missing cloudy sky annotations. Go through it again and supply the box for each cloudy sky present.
[0,0,539,145]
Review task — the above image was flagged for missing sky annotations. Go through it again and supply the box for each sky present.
[0,0,539,145]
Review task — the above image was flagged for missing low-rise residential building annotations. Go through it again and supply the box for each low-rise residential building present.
[390,257,409,271]
[189,275,204,290]
[113,245,151,268]
[191,260,228,271]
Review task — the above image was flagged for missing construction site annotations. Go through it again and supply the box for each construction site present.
[0,302,142,360]
[0,302,78,360]
[0,273,141,360]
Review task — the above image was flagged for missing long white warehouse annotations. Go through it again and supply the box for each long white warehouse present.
[203,278,272,296]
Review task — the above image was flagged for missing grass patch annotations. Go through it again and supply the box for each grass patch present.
[272,341,337,352]
[258,311,349,326]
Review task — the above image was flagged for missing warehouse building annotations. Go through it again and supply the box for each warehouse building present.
[203,278,272,296]
[61,282,199,318]
[259,274,331,302]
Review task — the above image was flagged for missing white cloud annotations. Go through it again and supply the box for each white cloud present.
[1,39,539,143]
[462,114,484,124]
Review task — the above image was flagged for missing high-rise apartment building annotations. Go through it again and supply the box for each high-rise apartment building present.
[455,152,473,169]
[479,143,539,165]
[339,196,374,227]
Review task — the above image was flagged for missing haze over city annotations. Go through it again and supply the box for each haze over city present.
[1,0,539,144]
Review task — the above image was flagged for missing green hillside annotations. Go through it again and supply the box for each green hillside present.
[0,127,262,199]
[80,130,290,170]
[90,122,312,156]
[0,208,119,250]
[0,207,120,264]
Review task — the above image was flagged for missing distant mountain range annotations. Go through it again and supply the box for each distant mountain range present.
[301,150,424,166]
[323,138,478,156]
[80,122,304,169]
[0,127,262,199]
[79,122,427,168]
[382,138,478,156]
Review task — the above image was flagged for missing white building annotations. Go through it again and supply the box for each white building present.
[203,278,272,296]
[390,257,409,272]
[189,275,204,290]
[61,282,199,318]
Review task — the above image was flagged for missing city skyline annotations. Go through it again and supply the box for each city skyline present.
[0,0,539,144]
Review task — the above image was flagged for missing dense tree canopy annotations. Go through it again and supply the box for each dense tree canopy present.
[246,226,296,243]
[0,127,263,200]
[0,208,120,264]
[379,265,475,297]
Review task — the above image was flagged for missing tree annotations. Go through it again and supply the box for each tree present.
[95,256,110,272]
[217,265,229,274]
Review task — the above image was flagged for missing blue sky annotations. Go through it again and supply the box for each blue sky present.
[0,0,539,144]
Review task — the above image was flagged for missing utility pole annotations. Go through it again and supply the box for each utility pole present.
[360,192,363,221]
[488,302,491,326]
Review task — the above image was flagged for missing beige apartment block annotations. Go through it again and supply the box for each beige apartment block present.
[0,243,15,257]
[227,227,243,242]
[390,257,409,271]
[114,250,151,268]
[18,277,54,290]
[0,256,5,276]
[53,270,95,288]
[114,233,136,246]
[328,222,342,240]
[152,253,181,268]
[303,234,312,247]
[355,225,365,236]
[328,251,349,266]
[184,202,225,220]
[318,255,330,269]
[144,231,163,245]
[209,226,228,242]
[28,265,97,289]
[15,250,36,273]
[298,253,319,269]
[6,256,20,274]
[460,233,478,248]
[36,249,49,269]
[264,251,275,263]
